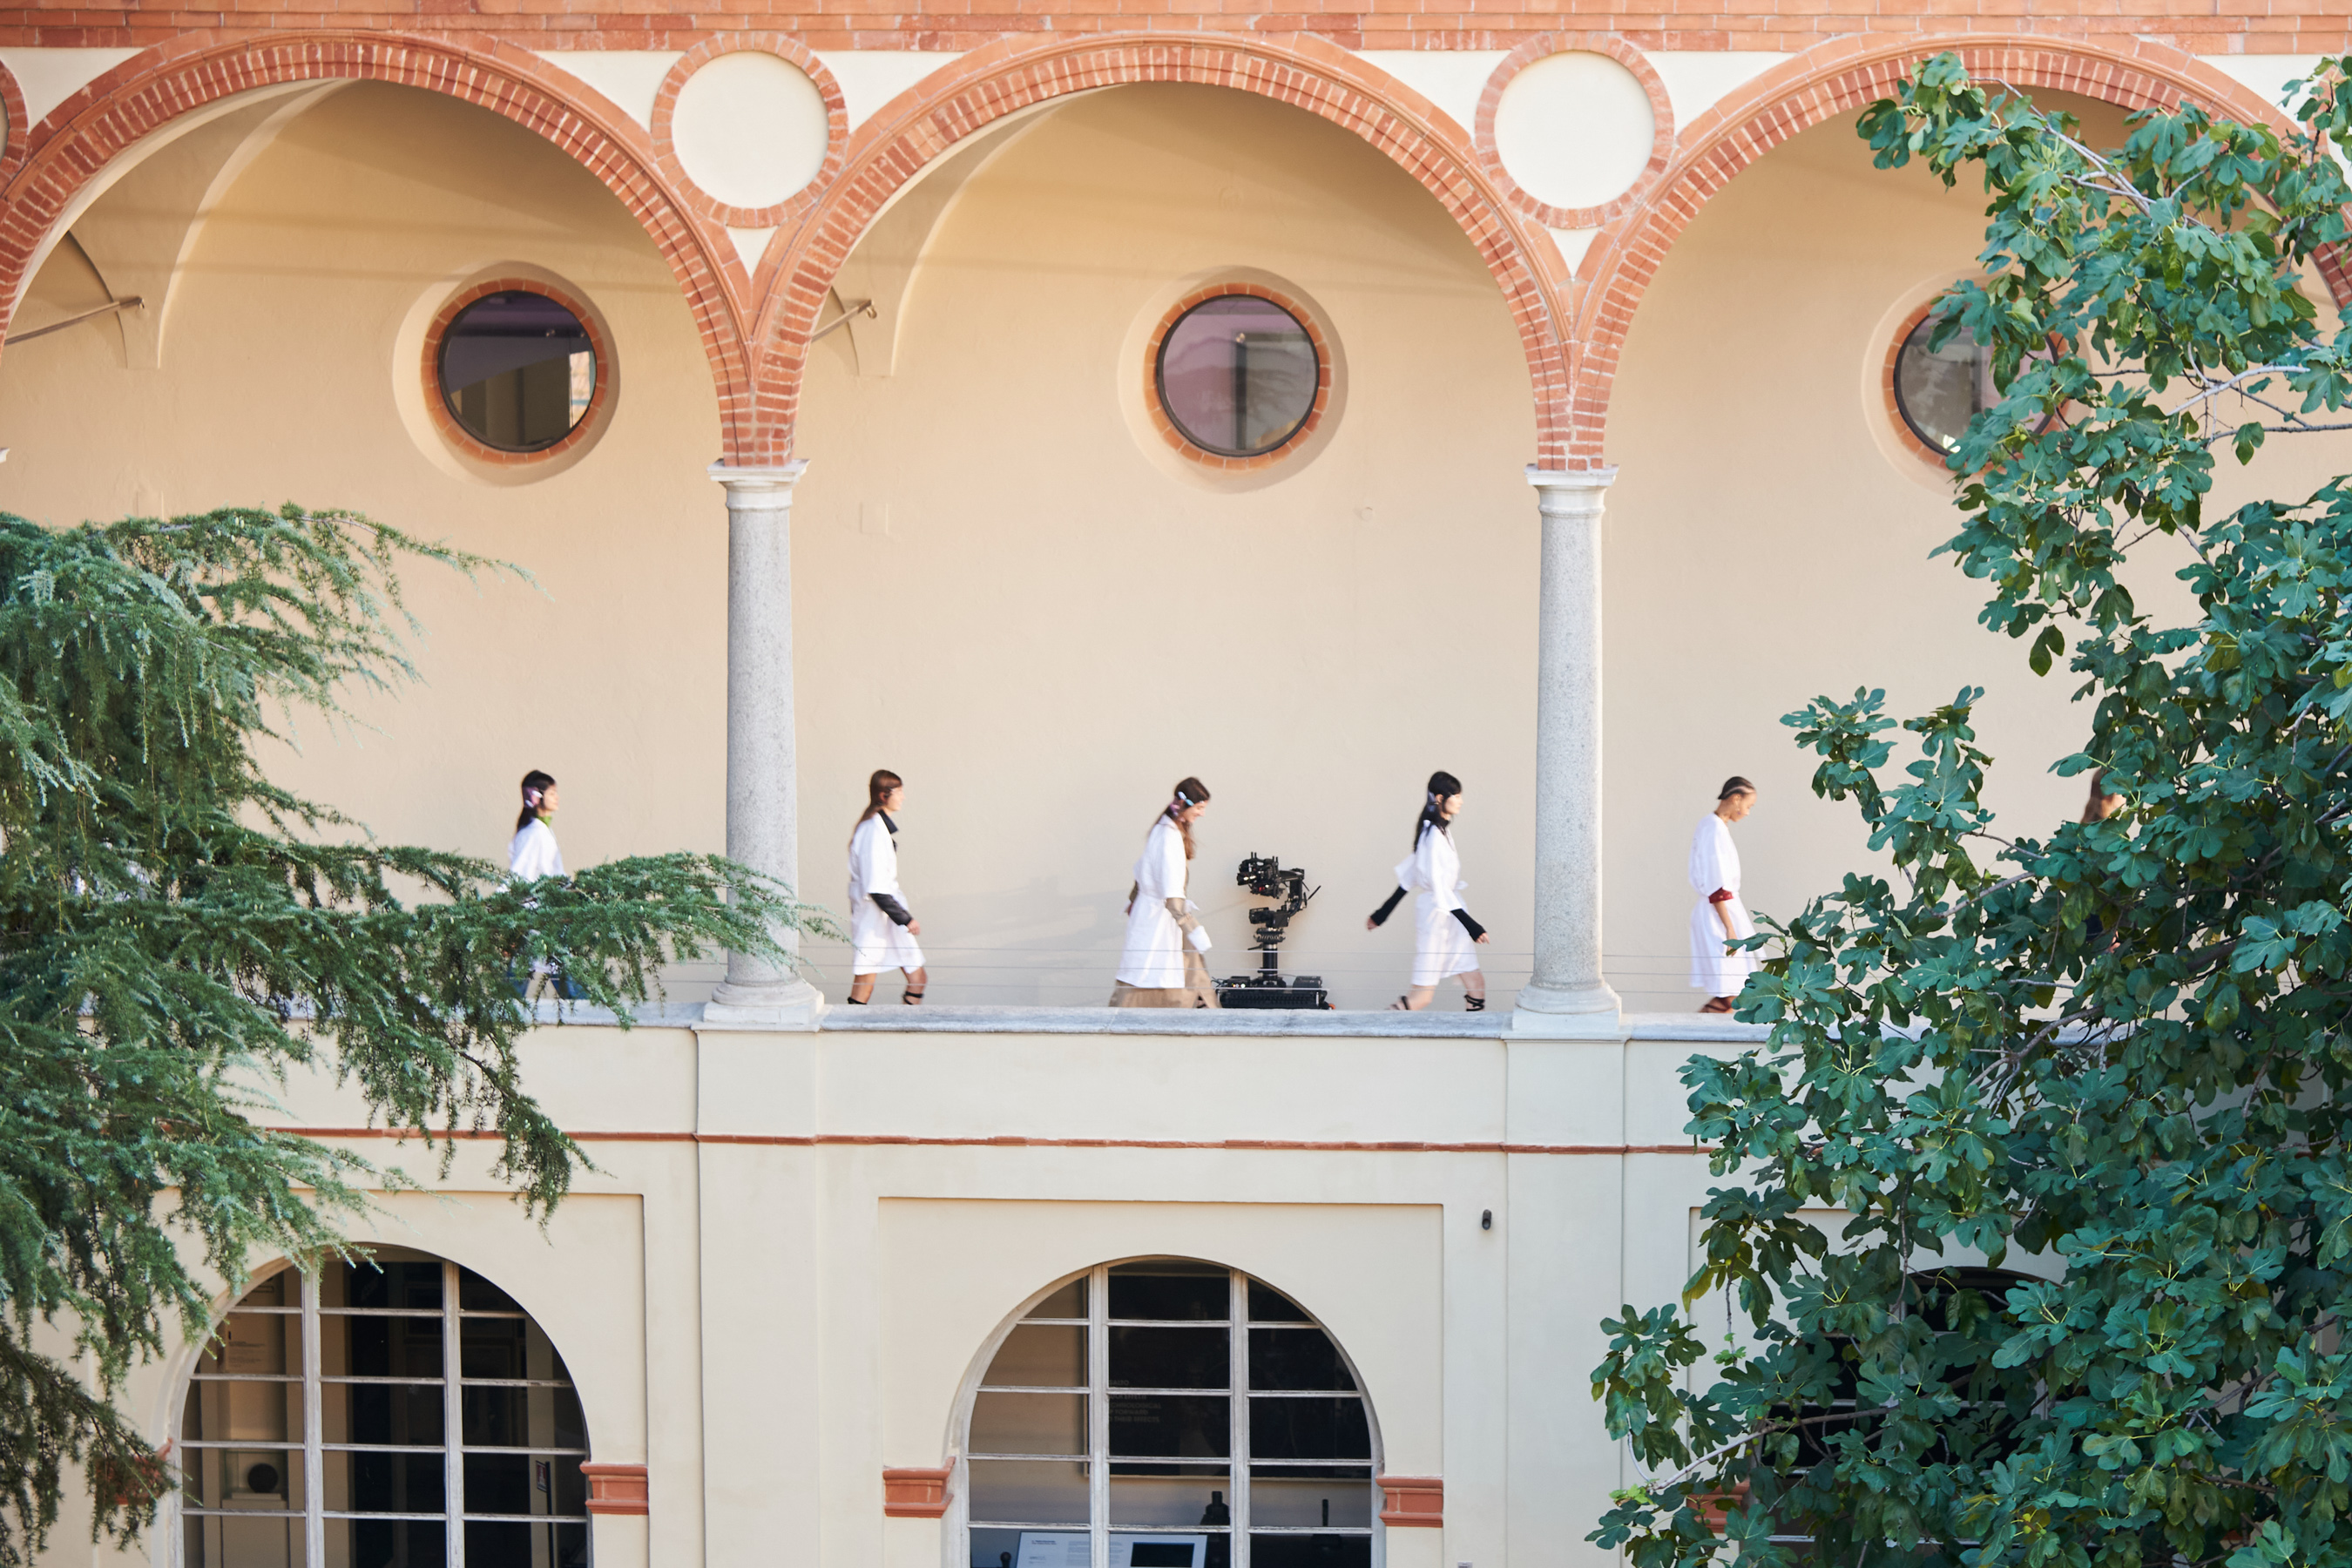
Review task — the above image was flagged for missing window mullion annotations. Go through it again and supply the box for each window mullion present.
[1091,1266,1110,1568]
[303,1268,326,1568]
[445,1258,465,1568]
[1230,1270,1250,1568]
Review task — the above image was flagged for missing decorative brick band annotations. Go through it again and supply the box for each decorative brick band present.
[579,1462,649,1516]
[1376,1475,1443,1526]
[882,1465,954,1518]
[1564,30,2309,472]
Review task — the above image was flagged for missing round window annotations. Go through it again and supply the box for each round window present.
[436,291,598,454]
[1153,294,1321,458]
[1892,314,1997,455]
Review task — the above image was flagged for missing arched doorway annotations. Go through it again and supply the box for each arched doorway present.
[959,1258,1381,1568]
[176,1247,591,1567]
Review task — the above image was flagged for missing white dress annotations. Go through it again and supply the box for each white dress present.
[509,818,564,880]
[1688,813,1758,995]
[848,814,924,977]
[1115,818,1190,990]
[1398,823,1478,986]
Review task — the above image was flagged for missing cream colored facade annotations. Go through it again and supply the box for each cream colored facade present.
[3,34,2348,1568]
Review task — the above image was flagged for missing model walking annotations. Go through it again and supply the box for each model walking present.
[1112,777,1218,1009]
[1689,775,1759,1013]
[508,769,581,999]
[847,769,927,1005]
[1366,771,1489,1010]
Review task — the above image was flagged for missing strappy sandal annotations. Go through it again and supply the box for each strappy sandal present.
[1464,996,1486,1011]
[1700,996,1734,1014]
[1388,995,1409,1010]
[902,986,926,1005]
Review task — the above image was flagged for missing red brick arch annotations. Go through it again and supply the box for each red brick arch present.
[1565,33,2308,471]
[751,31,1575,469]
[0,30,758,459]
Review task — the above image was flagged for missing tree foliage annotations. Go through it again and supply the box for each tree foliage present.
[0,506,831,1564]
[1590,54,2352,1568]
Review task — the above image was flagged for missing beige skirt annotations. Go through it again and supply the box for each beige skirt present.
[1111,951,1221,1009]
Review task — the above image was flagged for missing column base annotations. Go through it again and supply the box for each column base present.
[701,977,826,1031]
[1511,982,1625,1038]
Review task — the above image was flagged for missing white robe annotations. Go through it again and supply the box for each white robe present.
[1115,819,1191,990]
[848,814,924,976]
[1688,813,1758,995]
[509,818,564,881]
[1398,823,1478,986]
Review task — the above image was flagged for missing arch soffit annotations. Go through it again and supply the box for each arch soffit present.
[1566,32,2319,470]
[756,31,1576,470]
[0,30,759,458]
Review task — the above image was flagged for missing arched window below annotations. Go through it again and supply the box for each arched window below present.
[964,1259,1375,1568]
[177,1246,591,1567]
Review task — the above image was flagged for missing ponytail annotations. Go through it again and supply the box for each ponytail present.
[1163,776,1211,861]
[1414,771,1463,848]
[854,769,903,848]
[515,770,555,835]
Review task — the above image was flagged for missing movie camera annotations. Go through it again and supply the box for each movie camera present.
[1216,853,1329,1009]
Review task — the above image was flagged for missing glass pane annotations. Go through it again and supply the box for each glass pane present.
[463,1381,587,1450]
[328,1448,448,1513]
[985,1324,1086,1388]
[1248,1473,1372,1528]
[1245,1282,1310,1323]
[185,1508,305,1568]
[1895,316,1992,454]
[463,1450,552,1515]
[1247,1330,1355,1392]
[325,1253,445,1311]
[331,1310,444,1380]
[461,1314,573,1380]
[1153,296,1320,457]
[1109,1394,1229,1457]
[972,1525,1029,1568]
[1248,1534,1371,1568]
[182,1445,301,1504]
[997,1530,1093,1568]
[182,1362,305,1452]
[325,1378,443,1447]
[1113,1534,1217,1568]
[1248,1398,1369,1460]
[459,1269,524,1314]
[1027,1279,1087,1319]
[336,1517,447,1567]
[1112,1327,1227,1389]
[1111,1471,1231,1526]
[971,1392,1086,1456]
[465,1519,591,1565]
[437,292,597,454]
[200,1308,299,1380]
[1108,1263,1227,1321]
[967,1459,1090,1525]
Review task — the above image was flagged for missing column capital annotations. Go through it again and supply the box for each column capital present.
[707,459,809,501]
[1526,463,1619,502]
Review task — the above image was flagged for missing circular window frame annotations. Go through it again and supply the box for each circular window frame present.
[1881,299,2065,469]
[422,278,614,469]
[1144,284,1333,473]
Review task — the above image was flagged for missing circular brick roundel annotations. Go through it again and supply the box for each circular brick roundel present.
[652,36,848,230]
[1477,35,1674,233]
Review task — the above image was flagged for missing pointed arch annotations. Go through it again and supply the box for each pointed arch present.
[750,31,1577,469]
[1565,33,2311,471]
[0,30,759,457]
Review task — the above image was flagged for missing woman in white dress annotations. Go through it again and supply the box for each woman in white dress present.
[1689,775,1759,1013]
[1365,771,1490,1010]
[508,769,581,998]
[1112,777,1218,1009]
[847,769,926,1005]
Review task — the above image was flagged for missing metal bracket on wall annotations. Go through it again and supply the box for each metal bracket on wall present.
[811,298,876,342]
[8,297,145,345]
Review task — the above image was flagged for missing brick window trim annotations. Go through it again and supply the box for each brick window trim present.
[579,1462,649,1517]
[882,1465,954,1518]
[420,276,615,470]
[1879,294,2068,470]
[1376,1475,1443,1526]
[650,34,848,233]
[1141,280,1336,474]
[1474,34,1675,233]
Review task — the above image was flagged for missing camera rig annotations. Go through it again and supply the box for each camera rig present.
[1216,853,1330,1010]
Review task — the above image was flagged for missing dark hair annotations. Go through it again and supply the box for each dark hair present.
[516,770,555,835]
[1415,770,1463,848]
[1164,776,1211,861]
[1717,776,1755,802]
[2080,767,2112,825]
[855,769,903,842]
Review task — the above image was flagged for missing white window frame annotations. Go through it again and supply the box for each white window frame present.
[958,1261,1382,1568]
[174,1256,592,1567]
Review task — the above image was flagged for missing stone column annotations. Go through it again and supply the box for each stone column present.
[702,460,824,1028]
[1513,466,1623,1033]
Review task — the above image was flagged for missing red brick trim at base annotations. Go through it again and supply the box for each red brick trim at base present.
[579,1462,649,1516]
[1474,34,1674,231]
[1564,31,2313,472]
[759,30,1574,471]
[1377,1475,1443,1526]
[0,30,760,463]
[882,1466,954,1518]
